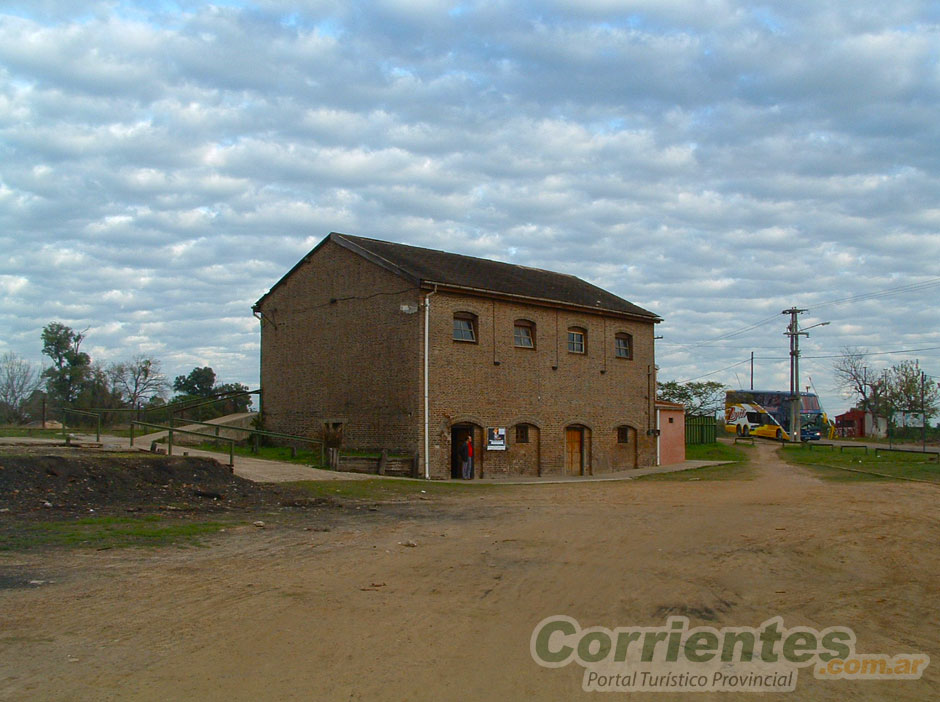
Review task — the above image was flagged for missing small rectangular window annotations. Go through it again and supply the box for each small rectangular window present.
[615,333,633,359]
[567,330,585,354]
[514,324,534,348]
[453,314,476,342]
[617,426,631,443]
[515,424,529,444]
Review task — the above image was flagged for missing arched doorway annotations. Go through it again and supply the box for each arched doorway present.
[450,423,481,479]
[565,424,591,476]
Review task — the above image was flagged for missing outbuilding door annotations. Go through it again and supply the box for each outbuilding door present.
[565,427,584,475]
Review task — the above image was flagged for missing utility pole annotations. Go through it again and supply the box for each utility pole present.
[782,308,829,443]
[750,351,754,390]
[783,308,806,443]
[922,370,928,452]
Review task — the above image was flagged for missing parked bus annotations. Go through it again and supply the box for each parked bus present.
[725,390,835,440]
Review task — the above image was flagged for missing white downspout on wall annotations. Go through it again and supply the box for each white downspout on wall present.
[423,286,437,480]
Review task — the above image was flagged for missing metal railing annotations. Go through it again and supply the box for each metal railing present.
[130,421,235,467]
[62,408,102,443]
[165,416,325,466]
[170,389,260,420]
[803,442,938,462]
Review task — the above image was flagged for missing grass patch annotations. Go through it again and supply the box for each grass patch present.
[637,441,754,482]
[780,444,940,483]
[686,442,752,462]
[193,442,324,466]
[0,515,230,551]
[290,477,500,501]
[0,428,64,438]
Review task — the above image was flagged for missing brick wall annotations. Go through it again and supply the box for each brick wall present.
[425,292,657,478]
[256,239,423,454]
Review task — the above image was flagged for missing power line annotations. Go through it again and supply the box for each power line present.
[810,277,940,311]
[754,345,940,361]
[670,314,781,351]
[678,358,751,383]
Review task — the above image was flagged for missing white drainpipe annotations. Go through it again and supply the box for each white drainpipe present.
[423,286,437,479]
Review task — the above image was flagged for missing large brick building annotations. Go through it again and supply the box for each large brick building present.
[253,232,662,479]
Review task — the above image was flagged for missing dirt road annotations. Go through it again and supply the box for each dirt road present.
[1,442,937,700]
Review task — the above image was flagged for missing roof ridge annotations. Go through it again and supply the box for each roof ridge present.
[335,232,583,280]
[255,232,660,321]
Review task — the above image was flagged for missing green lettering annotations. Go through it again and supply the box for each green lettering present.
[578,631,612,663]
[819,631,852,662]
[535,619,576,664]
[783,631,817,663]
[684,631,718,662]
[614,631,642,662]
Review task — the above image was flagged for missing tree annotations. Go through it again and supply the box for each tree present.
[215,382,253,413]
[76,363,124,410]
[657,380,726,416]
[886,360,939,417]
[109,356,168,407]
[833,347,887,416]
[834,349,938,423]
[173,366,216,398]
[41,322,91,406]
[0,352,41,424]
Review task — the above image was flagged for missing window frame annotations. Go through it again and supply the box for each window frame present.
[567,326,587,354]
[515,424,530,444]
[617,426,631,444]
[614,332,633,360]
[513,319,536,349]
[452,312,478,343]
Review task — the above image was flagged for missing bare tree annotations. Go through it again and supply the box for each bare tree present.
[832,347,887,416]
[0,352,41,423]
[108,356,168,407]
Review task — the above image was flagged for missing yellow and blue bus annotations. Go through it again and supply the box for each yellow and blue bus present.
[725,390,835,440]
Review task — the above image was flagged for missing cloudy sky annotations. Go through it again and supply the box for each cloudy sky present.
[2,0,939,415]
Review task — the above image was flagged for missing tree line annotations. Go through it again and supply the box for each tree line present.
[0,322,251,424]
[833,348,939,423]
[656,350,938,433]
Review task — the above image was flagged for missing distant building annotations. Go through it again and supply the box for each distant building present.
[253,232,662,479]
[835,408,887,439]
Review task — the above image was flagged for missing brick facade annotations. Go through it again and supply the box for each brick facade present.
[256,240,422,454]
[255,234,660,479]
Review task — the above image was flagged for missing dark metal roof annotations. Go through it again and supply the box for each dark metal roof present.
[257,232,660,320]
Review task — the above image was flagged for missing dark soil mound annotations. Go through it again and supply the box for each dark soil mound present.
[0,449,277,516]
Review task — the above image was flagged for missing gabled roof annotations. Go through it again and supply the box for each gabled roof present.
[256,232,660,321]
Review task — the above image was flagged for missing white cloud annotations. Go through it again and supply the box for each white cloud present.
[0,1,938,415]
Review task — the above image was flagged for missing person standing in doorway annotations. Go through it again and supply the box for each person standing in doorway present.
[458,435,471,480]
[467,435,474,479]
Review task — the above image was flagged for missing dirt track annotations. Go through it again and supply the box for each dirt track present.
[1,442,937,701]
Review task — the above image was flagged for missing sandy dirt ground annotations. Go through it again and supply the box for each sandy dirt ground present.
[1,442,937,701]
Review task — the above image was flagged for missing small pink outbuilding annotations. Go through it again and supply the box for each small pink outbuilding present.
[656,400,686,466]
